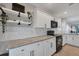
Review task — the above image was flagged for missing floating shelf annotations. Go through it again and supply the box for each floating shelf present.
[0,7,32,25]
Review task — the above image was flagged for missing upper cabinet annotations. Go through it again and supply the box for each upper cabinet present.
[33,9,54,28]
[46,15,54,28]
[55,18,62,28]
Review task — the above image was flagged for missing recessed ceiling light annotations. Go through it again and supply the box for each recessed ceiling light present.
[64,11,68,14]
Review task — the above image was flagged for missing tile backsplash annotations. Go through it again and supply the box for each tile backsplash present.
[0,23,46,41]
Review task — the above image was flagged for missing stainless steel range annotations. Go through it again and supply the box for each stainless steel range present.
[47,30,62,53]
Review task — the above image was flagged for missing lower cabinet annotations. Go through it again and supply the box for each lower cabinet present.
[63,35,79,47]
[66,35,74,45]
[34,42,44,56]
[9,45,29,56]
[72,35,79,47]
[43,38,56,56]
[9,38,56,56]
[9,42,43,56]
[9,45,26,56]
[63,35,67,45]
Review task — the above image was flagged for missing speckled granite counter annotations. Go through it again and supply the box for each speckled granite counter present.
[63,33,79,35]
[0,35,55,54]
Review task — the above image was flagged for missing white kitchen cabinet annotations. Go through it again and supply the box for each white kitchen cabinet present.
[55,18,62,28]
[33,10,47,28]
[64,35,79,47]
[63,35,79,47]
[9,43,38,56]
[63,35,67,45]
[55,18,62,34]
[48,38,56,55]
[34,42,44,56]
[72,35,79,47]
[9,42,44,56]
[62,35,73,45]
[43,39,50,56]
[33,10,46,27]
[24,43,37,56]
[33,10,54,28]
[9,45,29,56]
[66,35,74,45]
[43,38,56,56]
[46,16,54,28]
[9,37,56,56]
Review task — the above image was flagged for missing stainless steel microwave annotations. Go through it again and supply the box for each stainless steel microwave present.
[51,21,58,28]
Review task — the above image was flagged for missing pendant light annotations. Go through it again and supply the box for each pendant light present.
[17,12,21,25]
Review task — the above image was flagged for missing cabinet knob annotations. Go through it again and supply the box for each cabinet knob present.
[21,49,24,52]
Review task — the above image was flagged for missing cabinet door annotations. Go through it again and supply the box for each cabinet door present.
[25,43,37,56]
[33,10,54,28]
[46,16,54,28]
[43,38,56,56]
[66,35,73,44]
[65,35,79,47]
[9,42,44,56]
[34,10,47,28]
[73,35,79,46]
[34,42,44,56]
[24,42,43,56]
[9,45,28,56]
[63,35,67,45]
[48,38,56,55]
[9,43,37,56]
[43,40,50,56]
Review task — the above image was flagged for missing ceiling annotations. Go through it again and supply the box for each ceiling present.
[31,3,79,18]
[30,3,79,25]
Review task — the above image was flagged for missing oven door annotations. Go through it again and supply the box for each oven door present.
[56,35,62,52]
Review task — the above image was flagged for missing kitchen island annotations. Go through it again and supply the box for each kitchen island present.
[0,35,56,56]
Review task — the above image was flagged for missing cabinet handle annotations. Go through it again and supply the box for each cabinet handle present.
[30,50,34,56]
[50,42,53,48]
[21,49,24,52]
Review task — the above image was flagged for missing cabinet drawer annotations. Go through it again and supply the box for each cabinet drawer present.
[9,45,27,56]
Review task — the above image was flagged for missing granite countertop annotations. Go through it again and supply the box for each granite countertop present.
[8,35,55,49]
[64,34,79,35]
[0,35,55,50]
[0,35,55,54]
